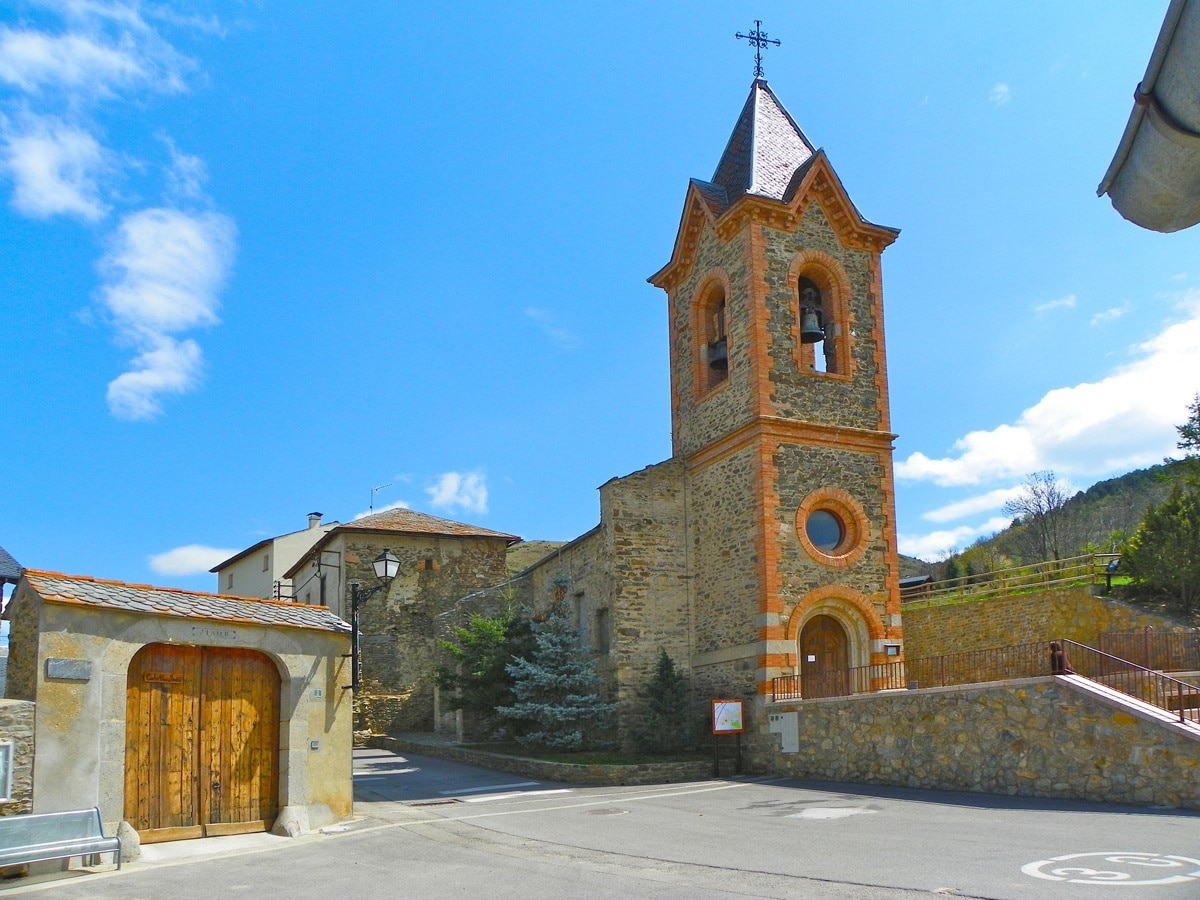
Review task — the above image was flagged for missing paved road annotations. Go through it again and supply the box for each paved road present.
[13,748,1200,898]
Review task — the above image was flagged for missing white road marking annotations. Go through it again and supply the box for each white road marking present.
[440,781,540,795]
[788,807,876,820]
[463,789,573,803]
[1022,852,1200,886]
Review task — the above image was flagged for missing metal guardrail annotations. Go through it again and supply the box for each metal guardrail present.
[1063,639,1200,725]
[771,641,1049,701]
[1098,631,1200,672]
[900,554,1119,608]
[771,636,1200,728]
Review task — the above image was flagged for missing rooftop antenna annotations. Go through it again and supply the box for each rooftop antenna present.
[370,482,392,512]
[736,20,781,81]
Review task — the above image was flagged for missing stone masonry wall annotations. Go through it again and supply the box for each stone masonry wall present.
[774,443,890,626]
[670,226,752,459]
[0,700,34,815]
[355,534,511,733]
[904,586,1189,660]
[4,591,38,701]
[762,204,884,432]
[751,678,1200,809]
[600,460,690,748]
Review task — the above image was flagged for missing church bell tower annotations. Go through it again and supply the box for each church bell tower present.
[649,77,904,707]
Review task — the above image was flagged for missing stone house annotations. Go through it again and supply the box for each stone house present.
[4,570,352,841]
[518,77,905,747]
[283,507,520,733]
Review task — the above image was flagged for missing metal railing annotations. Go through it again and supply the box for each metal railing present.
[1097,631,1200,672]
[770,637,1200,727]
[1063,640,1200,725]
[901,554,1119,608]
[771,641,1049,701]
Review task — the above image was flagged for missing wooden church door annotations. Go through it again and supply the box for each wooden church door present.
[125,643,281,843]
[799,616,849,698]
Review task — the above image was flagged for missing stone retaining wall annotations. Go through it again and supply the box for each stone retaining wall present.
[0,700,34,815]
[751,677,1200,809]
[369,735,712,787]
[903,586,1188,660]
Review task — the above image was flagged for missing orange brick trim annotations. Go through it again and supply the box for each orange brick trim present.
[795,487,871,568]
[787,248,856,379]
[689,268,735,403]
[785,585,886,645]
[685,416,896,474]
[649,186,722,292]
[783,154,899,253]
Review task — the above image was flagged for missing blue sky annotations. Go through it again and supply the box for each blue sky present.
[2,2,1198,595]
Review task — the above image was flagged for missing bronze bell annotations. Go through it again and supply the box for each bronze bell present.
[708,337,728,370]
[800,309,824,343]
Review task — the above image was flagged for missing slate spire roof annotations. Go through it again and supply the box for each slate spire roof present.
[707,79,816,205]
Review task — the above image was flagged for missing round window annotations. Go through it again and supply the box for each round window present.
[805,509,844,553]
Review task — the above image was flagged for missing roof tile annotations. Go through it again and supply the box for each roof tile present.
[22,570,349,635]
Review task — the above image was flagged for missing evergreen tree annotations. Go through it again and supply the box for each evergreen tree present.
[435,605,533,733]
[633,649,693,754]
[497,600,616,751]
[1121,483,1200,622]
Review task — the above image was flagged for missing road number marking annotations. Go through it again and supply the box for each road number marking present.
[1022,852,1200,886]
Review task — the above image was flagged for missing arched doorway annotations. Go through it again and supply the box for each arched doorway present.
[124,643,280,842]
[799,615,849,698]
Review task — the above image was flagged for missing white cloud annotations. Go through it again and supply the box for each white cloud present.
[899,517,1012,561]
[354,499,410,520]
[427,472,488,515]
[0,28,148,94]
[0,3,232,420]
[922,487,1024,523]
[106,333,202,420]
[525,307,577,349]
[897,290,1200,487]
[100,207,235,332]
[149,543,238,576]
[990,83,1011,106]
[162,135,207,199]
[2,115,110,220]
[100,207,236,419]
[1090,305,1130,326]
[1034,294,1076,315]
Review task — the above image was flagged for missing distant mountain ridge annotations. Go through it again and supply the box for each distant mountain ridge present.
[932,460,1191,578]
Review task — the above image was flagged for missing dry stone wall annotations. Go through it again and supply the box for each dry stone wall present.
[752,678,1200,809]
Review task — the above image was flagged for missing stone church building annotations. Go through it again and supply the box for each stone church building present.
[518,77,905,744]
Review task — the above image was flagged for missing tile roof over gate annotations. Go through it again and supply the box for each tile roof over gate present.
[22,570,349,634]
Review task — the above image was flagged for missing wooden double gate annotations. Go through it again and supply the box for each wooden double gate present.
[124,643,281,843]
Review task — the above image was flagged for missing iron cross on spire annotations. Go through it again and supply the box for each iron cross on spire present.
[735,20,780,80]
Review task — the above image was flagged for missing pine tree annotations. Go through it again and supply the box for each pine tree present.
[1121,483,1200,622]
[633,649,693,754]
[497,600,616,751]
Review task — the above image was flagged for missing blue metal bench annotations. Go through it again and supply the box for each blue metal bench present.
[0,808,121,872]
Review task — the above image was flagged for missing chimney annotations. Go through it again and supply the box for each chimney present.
[307,512,323,530]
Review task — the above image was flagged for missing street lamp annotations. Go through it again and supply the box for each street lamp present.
[345,548,400,692]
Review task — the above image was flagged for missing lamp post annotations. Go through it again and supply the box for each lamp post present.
[345,548,400,692]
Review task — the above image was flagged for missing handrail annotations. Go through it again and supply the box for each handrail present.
[901,553,1118,608]
[771,641,1049,701]
[1062,639,1200,725]
[1098,631,1200,672]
